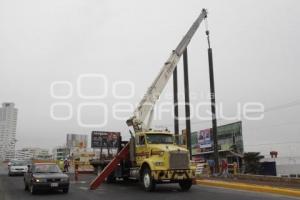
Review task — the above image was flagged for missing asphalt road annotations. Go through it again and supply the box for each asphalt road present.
[0,163,299,200]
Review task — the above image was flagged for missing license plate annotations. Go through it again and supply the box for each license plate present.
[177,175,184,180]
[50,183,58,187]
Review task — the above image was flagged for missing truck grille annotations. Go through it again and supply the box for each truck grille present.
[169,151,189,169]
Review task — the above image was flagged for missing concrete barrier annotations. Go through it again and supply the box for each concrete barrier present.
[233,174,300,184]
[197,179,300,198]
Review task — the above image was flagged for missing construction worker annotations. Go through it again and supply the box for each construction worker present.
[64,158,69,172]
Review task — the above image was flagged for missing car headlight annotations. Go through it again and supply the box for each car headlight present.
[34,178,47,183]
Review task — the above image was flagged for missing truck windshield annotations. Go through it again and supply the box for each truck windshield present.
[146,134,174,144]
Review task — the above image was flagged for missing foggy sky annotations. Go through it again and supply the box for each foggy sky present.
[1,0,300,157]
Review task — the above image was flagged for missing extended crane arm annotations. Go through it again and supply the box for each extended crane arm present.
[127,9,207,133]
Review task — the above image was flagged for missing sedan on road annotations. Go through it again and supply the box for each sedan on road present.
[24,163,69,194]
[8,160,28,176]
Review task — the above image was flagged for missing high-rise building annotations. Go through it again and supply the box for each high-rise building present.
[0,103,18,161]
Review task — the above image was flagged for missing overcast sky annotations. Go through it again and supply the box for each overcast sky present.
[1,0,299,157]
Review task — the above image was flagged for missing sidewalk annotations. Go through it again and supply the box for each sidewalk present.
[197,178,300,198]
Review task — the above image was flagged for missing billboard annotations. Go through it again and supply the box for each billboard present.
[66,134,88,149]
[91,131,120,149]
[191,121,243,156]
[191,129,212,155]
[199,129,212,148]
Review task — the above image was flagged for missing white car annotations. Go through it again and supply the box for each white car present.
[8,160,28,176]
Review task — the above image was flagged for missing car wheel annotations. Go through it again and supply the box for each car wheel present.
[179,179,192,191]
[30,184,36,194]
[142,167,155,192]
[62,188,69,193]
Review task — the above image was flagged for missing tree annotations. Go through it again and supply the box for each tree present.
[243,152,264,174]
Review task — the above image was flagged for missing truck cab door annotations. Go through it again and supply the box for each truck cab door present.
[135,135,148,166]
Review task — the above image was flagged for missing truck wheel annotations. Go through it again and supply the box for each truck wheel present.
[142,167,155,192]
[179,180,192,191]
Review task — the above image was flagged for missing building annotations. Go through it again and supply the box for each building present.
[52,146,70,160]
[15,148,34,161]
[0,103,18,161]
[15,147,51,161]
[182,121,244,163]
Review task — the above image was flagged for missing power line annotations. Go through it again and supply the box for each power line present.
[245,141,300,147]
[245,120,300,131]
[264,99,300,113]
[153,98,300,127]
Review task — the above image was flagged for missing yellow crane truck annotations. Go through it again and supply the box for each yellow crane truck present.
[90,9,208,192]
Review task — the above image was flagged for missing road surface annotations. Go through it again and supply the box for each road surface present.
[0,163,298,200]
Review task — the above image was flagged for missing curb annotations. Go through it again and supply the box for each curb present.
[196,179,300,198]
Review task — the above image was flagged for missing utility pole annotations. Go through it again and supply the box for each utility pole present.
[173,67,179,144]
[183,48,192,159]
[206,29,219,173]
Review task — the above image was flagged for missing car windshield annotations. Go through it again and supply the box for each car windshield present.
[11,161,27,166]
[146,134,174,144]
[34,164,61,173]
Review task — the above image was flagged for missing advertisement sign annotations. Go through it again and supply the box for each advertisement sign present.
[191,129,212,155]
[66,134,88,149]
[191,121,243,156]
[91,131,120,149]
[198,129,212,148]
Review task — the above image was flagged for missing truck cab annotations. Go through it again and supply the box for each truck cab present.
[133,131,196,191]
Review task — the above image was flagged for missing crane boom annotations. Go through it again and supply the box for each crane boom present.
[127,9,207,133]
